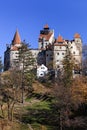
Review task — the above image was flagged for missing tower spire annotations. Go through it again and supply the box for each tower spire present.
[12,29,21,44]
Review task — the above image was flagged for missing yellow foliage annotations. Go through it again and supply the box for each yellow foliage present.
[70,77,87,104]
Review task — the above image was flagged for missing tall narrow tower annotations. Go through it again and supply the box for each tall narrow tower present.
[4,29,21,70]
[74,33,82,70]
[12,29,21,46]
[38,24,54,50]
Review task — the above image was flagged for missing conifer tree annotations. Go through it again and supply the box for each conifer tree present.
[62,52,74,88]
[18,42,35,103]
[0,57,3,72]
[0,57,3,87]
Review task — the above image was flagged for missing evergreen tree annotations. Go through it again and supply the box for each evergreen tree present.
[0,57,3,87]
[18,42,35,103]
[62,52,74,88]
[0,57,3,72]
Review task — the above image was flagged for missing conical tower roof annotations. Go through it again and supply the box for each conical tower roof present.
[56,35,64,43]
[12,29,21,44]
[44,24,49,29]
[74,33,80,38]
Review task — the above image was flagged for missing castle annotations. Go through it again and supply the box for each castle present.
[4,24,82,74]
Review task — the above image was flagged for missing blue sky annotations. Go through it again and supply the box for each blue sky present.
[0,0,87,62]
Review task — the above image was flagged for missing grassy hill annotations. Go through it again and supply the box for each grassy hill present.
[0,80,56,130]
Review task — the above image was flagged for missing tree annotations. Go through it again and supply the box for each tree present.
[52,52,74,129]
[17,42,35,103]
[52,53,87,130]
[53,79,73,130]
[82,44,87,75]
[0,57,3,86]
[62,52,74,88]
[53,55,87,130]
[71,77,87,105]
[0,69,22,121]
[0,57,3,72]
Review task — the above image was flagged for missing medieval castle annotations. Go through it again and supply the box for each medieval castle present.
[4,24,82,75]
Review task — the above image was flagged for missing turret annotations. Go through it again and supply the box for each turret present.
[38,24,54,50]
[12,29,21,45]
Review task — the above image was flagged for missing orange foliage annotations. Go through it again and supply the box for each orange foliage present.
[71,77,87,105]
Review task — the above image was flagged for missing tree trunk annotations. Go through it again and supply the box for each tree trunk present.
[7,101,11,121]
[21,64,24,104]
[10,102,15,121]
[21,83,24,103]
[0,104,4,118]
[60,112,63,130]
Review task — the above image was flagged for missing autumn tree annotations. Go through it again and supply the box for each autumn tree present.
[82,44,87,75]
[0,69,22,121]
[52,52,87,129]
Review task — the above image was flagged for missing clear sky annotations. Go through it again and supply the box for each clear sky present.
[0,0,87,62]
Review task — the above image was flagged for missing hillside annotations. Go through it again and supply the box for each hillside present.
[0,80,55,130]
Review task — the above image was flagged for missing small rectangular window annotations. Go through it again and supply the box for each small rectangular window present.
[73,52,75,54]
[60,46,62,49]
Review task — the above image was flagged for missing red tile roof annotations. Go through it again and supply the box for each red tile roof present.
[39,32,53,41]
[11,46,18,51]
[12,30,21,44]
[56,35,64,43]
[44,24,49,29]
[54,43,67,46]
[74,33,80,38]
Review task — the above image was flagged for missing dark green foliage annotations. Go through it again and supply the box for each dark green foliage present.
[0,57,3,72]
[62,53,74,88]
[0,57,3,88]
[17,42,36,103]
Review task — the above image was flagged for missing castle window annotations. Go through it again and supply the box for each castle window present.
[41,67,45,69]
[73,51,75,54]
[76,40,79,43]
[62,53,64,55]
[76,60,78,63]
[60,46,62,49]
[15,52,18,54]
[51,58,53,60]
[71,46,73,49]
[57,65,60,68]
[57,53,59,55]
[47,54,48,57]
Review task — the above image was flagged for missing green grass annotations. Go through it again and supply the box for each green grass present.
[15,95,59,129]
[25,97,34,102]
[31,123,56,130]
[26,100,51,110]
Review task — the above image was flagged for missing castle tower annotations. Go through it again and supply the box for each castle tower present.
[74,33,82,71]
[38,24,54,50]
[53,35,67,70]
[11,29,21,47]
[4,30,21,70]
